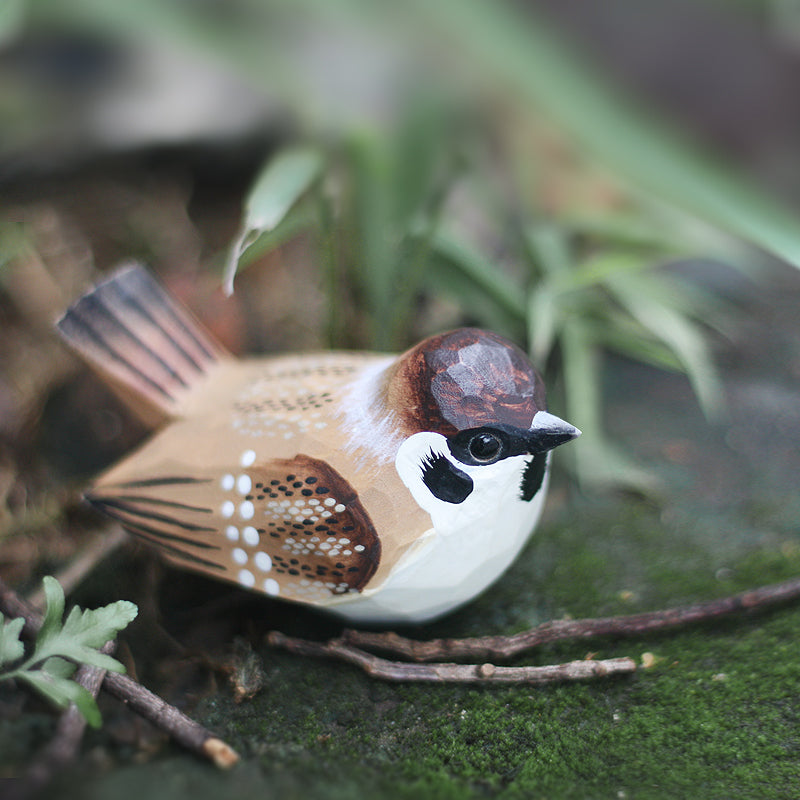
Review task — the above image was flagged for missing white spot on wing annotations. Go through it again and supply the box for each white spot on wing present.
[242,526,260,546]
[254,552,272,571]
[241,449,256,467]
[238,569,255,588]
[239,501,254,519]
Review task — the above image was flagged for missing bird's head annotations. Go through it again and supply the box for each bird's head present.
[386,329,579,534]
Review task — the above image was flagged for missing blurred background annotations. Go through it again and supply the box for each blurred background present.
[4,2,800,794]
[3,0,800,497]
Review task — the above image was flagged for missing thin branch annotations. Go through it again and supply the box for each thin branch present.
[267,631,636,684]
[100,671,238,767]
[342,576,800,662]
[0,577,239,770]
[19,645,114,799]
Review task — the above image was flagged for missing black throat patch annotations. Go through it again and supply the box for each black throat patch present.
[420,451,473,504]
[520,454,547,502]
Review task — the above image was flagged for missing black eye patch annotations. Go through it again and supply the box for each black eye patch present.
[420,451,473,504]
[447,424,530,467]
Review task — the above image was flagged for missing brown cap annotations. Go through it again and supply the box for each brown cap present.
[385,328,546,437]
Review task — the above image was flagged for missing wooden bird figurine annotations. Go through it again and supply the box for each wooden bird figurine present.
[57,264,579,623]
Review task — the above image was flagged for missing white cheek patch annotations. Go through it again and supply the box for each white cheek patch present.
[395,432,533,534]
[395,432,451,513]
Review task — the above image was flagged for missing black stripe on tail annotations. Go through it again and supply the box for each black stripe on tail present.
[57,263,226,423]
[87,493,226,571]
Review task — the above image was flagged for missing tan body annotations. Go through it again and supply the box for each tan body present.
[90,352,432,602]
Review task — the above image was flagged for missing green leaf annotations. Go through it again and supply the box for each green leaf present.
[38,576,65,647]
[345,129,397,346]
[41,655,78,679]
[32,599,137,674]
[0,614,25,668]
[224,146,324,294]
[584,312,684,373]
[19,668,102,728]
[1,578,138,727]
[523,224,573,280]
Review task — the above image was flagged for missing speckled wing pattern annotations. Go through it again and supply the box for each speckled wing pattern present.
[88,453,381,604]
[228,454,381,600]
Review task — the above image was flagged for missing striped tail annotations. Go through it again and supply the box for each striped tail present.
[57,263,228,427]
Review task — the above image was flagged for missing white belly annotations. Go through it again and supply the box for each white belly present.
[327,468,549,624]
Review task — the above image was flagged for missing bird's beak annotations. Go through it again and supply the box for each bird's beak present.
[525,411,581,454]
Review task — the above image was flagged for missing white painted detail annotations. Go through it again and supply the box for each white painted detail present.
[254,552,272,571]
[221,501,235,518]
[225,525,239,541]
[263,578,280,595]
[239,500,254,519]
[232,548,248,565]
[236,474,252,495]
[242,526,260,546]
[339,356,401,466]
[221,474,235,491]
[532,410,581,439]
[238,569,255,588]
[240,449,256,467]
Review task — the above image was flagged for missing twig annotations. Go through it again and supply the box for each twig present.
[0,577,239,771]
[100,671,238,767]
[342,576,800,662]
[18,645,114,800]
[25,524,129,611]
[267,632,636,684]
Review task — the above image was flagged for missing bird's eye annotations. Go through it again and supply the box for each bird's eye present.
[447,426,512,466]
[468,432,502,463]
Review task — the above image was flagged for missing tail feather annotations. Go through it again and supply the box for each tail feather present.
[57,263,227,426]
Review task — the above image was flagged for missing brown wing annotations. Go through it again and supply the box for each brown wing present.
[233,454,381,602]
[88,454,381,605]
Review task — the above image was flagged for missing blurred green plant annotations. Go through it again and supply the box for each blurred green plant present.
[11,0,800,489]
[0,577,137,727]
[225,133,737,489]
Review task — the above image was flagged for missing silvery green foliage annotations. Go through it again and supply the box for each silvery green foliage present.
[0,577,137,727]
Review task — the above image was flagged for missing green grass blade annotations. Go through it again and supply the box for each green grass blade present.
[224,147,324,294]
[430,232,527,322]
[604,271,725,418]
[0,0,25,46]
[560,321,656,491]
[526,282,560,365]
